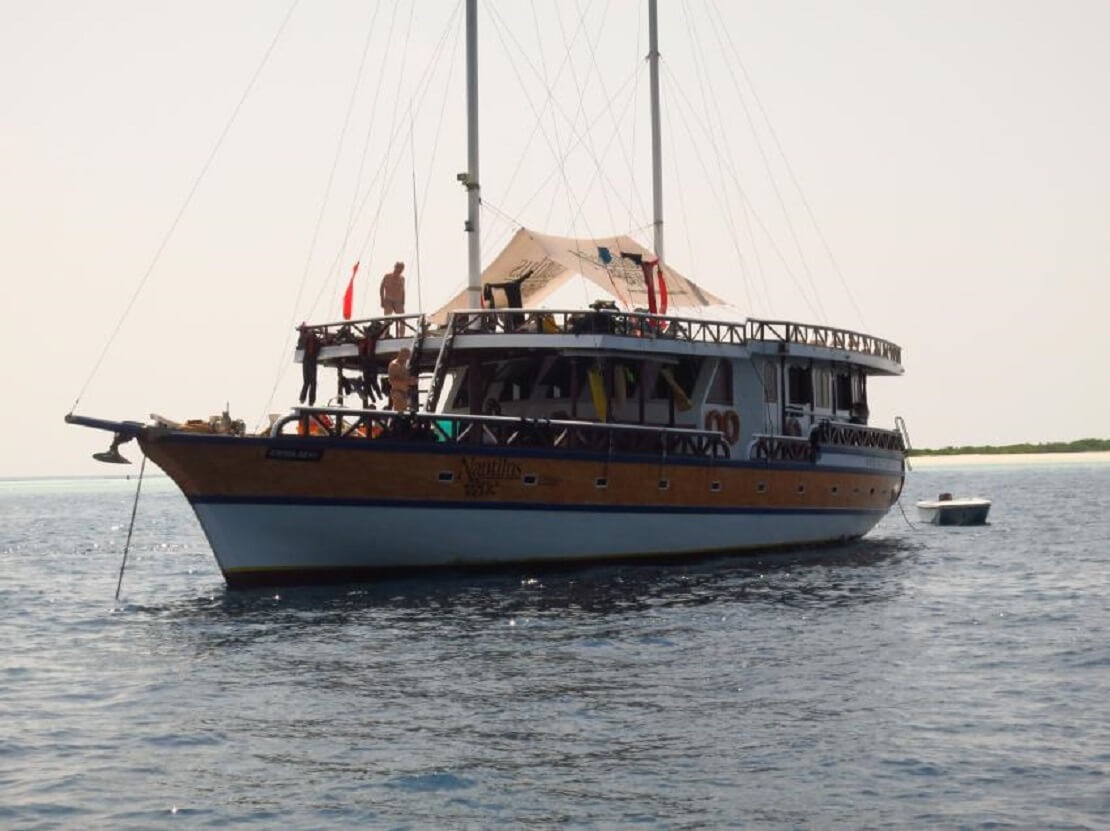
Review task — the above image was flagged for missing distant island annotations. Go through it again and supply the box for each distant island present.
[909,438,1110,457]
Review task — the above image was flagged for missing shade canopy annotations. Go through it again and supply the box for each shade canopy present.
[432,228,736,322]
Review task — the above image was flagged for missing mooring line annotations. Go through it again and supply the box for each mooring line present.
[115,454,148,600]
[896,496,920,532]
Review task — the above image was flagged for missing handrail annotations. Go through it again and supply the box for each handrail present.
[746,318,902,364]
[272,406,731,460]
[299,309,901,365]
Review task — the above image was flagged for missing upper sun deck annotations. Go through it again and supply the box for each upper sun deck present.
[302,308,904,376]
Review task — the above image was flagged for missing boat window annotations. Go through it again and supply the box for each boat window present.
[707,360,733,405]
[762,362,778,403]
[814,367,831,409]
[787,365,812,405]
[539,358,572,399]
[852,372,868,407]
[834,372,852,410]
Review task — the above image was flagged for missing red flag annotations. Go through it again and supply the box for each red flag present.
[657,264,668,314]
[342,261,360,320]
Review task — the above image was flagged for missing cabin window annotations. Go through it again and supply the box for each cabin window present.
[707,360,733,405]
[496,359,537,402]
[539,358,573,400]
[834,372,853,411]
[787,365,812,405]
[814,368,831,409]
[852,372,868,407]
[762,362,778,403]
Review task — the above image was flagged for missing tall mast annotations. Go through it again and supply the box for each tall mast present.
[648,0,664,262]
[464,0,482,308]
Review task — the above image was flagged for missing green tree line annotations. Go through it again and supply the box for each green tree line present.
[908,438,1110,457]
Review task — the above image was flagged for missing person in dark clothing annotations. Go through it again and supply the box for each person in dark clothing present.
[298,325,320,405]
[357,332,382,407]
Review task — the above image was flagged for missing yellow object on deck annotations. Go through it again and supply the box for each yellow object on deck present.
[660,368,692,411]
[587,367,607,421]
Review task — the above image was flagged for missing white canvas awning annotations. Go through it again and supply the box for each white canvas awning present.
[432,228,738,323]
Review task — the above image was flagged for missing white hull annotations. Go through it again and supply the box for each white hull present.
[194,501,888,585]
[915,498,991,526]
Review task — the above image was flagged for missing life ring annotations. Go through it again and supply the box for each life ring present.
[720,409,741,444]
[704,409,722,435]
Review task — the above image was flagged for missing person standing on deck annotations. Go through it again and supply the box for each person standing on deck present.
[387,347,416,412]
[297,324,320,406]
[380,261,406,336]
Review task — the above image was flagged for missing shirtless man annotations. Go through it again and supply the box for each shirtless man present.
[387,347,416,412]
[380,261,405,335]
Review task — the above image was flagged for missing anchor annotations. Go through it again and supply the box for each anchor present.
[92,432,134,465]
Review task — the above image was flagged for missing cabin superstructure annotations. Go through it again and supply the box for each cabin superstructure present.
[293,228,904,471]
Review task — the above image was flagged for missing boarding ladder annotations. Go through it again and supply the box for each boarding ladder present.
[895,415,913,470]
[424,318,460,413]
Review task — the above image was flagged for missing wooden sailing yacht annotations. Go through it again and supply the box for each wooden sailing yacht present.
[68,1,907,588]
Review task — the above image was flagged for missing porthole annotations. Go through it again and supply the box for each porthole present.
[523,474,538,486]
[438,471,454,483]
[710,481,722,493]
[658,479,670,491]
[756,481,767,494]
[796,484,806,495]
[595,477,608,489]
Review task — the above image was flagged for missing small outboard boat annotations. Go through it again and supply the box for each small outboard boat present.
[915,492,991,526]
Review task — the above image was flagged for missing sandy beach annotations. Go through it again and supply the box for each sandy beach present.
[908,451,1110,468]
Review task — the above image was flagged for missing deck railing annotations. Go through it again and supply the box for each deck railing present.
[299,309,901,365]
[274,407,731,460]
[746,319,902,364]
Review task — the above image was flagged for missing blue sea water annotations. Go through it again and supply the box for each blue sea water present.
[1,462,1108,829]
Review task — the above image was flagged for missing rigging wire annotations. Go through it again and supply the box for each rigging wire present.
[662,66,821,321]
[705,0,866,328]
[413,6,465,307]
[301,3,461,322]
[555,0,620,237]
[659,69,761,313]
[68,0,303,416]
[625,5,648,242]
[409,110,423,314]
[115,453,148,601]
[349,2,418,316]
[685,0,825,324]
[258,0,382,428]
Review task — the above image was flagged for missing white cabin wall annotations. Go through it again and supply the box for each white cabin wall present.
[733,359,770,444]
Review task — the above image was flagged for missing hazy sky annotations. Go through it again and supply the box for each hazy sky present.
[4,1,1108,478]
